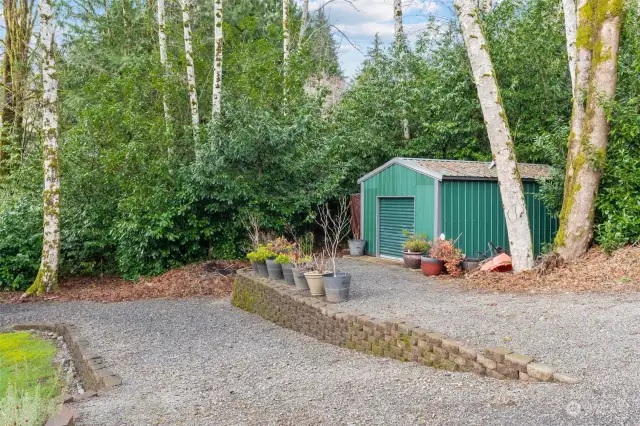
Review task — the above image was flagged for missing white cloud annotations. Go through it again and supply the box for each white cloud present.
[298,0,446,78]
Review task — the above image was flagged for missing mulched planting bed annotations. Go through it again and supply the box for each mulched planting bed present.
[0,260,247,304]
[459,245,640,293]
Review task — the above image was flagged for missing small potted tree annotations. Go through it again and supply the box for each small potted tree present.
[291,232,314,290]
[305,252,329,296]
[402,230,430,269]
[241,211,262,273]
[317,197,353,303]
[423,235,463,277]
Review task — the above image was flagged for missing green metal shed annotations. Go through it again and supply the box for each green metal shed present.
[357,158,559,260]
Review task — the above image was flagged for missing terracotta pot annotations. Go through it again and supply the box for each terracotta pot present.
[304,272,325,296]
[421,257,444,276]
[403,251,422,269]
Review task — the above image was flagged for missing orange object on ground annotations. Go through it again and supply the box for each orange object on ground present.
[480,253,513,272]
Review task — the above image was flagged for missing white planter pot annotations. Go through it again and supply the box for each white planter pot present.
[304,272,325,296]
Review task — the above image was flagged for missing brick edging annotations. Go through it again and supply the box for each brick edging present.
[232,269,579,384]
[13,323,122,391]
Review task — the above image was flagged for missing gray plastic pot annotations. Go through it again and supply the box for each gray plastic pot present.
[255,261,268,277]
[292,267,309,290]
[281,263,295,285]
[250,262,259,274]
[322,272,352,303]
[348,239,366,256]
[266,258,284,280]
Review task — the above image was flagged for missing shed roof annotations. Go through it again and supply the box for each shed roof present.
[357,157,551,183]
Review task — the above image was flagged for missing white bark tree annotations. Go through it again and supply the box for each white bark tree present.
[562,0,577,92]
[283,0,290,71]
[157,0,171,132]
[25,0,60,296]
[556,0,624,260]
[212,0,223,118]
[298,0,309,49]
[393,0,410,141]
[455,0,534,272]
[180,0,200,140]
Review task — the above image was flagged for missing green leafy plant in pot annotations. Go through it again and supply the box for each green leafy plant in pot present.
[316,197,353,303]
[275,253,295,285]
[247,244,276,277]
[264,237,294,280]
[402,230,430,269]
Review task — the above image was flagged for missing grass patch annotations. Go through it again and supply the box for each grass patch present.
[0,332,61,425]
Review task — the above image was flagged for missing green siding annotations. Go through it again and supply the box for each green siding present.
[363,164,435,255]
[441,180,558,257]
[379,198,415,258]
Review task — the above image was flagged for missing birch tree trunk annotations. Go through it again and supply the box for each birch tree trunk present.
[298,0,309,49]
[394,0,410,141]
[455,0,534,272]
[557,0,592,236]
[25,0,60,296]
[562,0,577,93]
[212,0,223,118]
[157,0,171,132]
[283,0,290,70]
[555,0,623,260]
[180,0,200,141]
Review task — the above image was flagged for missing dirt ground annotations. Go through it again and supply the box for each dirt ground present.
[460,245,640,293]
[0,260,247,304]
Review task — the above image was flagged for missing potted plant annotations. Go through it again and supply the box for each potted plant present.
[264,237,293,280]
[402,230,430,269]
[316,197,353,302]
[424,236,463,277]
[247,244,276,277]
[275,254,295,285]
[291,232,314,290]
[348,225,365,257]
[305,253,329,296]
[241,211,262,273]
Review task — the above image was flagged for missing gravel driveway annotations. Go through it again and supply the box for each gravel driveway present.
[1,260,639,425]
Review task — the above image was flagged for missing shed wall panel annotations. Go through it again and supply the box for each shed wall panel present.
[441,180,558,257]
[363,164,435,255]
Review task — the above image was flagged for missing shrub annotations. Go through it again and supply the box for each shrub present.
[402,230,430,253]
[429,239,464,277]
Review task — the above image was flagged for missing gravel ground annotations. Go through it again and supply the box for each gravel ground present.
[1,261,639,425]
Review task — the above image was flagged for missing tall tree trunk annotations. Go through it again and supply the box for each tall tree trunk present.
[180,0,200,141]
[394,0,410,141]
[282,0,290,106]
[555,0,623,260]
[283,0,290,70]
[157,0,171,133]
[562,0,577,93]
[1,0,36,175]
[298,0,309,49]
[455,0,534,272]
[212,0,223,118]
[25,0,60,296]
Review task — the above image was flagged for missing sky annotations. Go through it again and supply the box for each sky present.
[303,0,455,79]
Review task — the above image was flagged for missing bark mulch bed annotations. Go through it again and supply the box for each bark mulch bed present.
[459,245,640,294]
[0,260,248,304]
